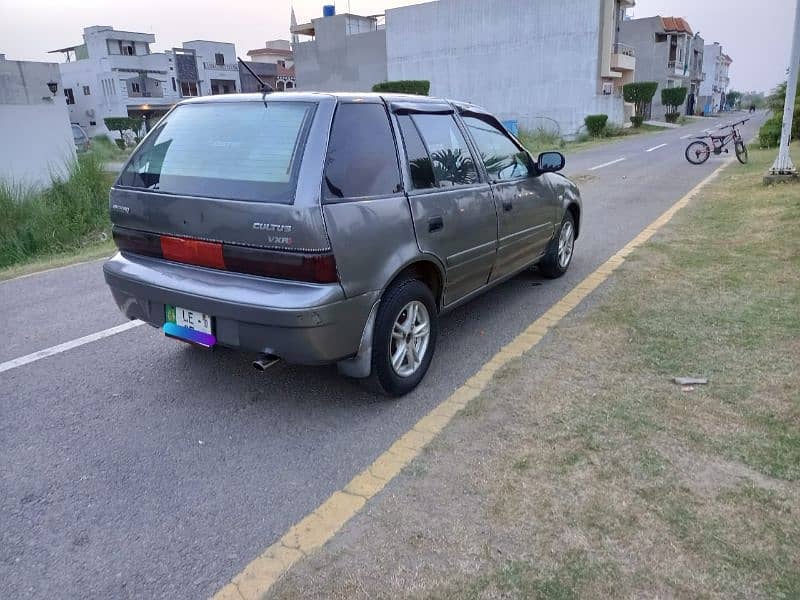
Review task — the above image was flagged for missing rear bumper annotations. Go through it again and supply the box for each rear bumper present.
[103,252,378,364]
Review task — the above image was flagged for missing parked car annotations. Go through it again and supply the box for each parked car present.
[71,123,90,153]
[103,93,582,396]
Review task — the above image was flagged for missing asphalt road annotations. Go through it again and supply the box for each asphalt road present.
[0,113,765,599]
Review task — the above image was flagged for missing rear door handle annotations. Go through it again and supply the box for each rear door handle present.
[502,199,513,211]
[428,216,444,232]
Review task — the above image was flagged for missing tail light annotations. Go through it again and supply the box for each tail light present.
[112,226,338,284]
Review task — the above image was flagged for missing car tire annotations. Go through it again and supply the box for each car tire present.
[366,278,438,397]
[538,211,576,279]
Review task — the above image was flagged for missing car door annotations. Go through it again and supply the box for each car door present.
[393,105,498,306]
[460,112,555,281]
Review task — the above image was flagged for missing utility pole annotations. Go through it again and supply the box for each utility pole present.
[770,0,800,175]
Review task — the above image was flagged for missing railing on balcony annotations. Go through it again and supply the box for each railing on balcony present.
[203,62,239,71]
[613,42,635,57]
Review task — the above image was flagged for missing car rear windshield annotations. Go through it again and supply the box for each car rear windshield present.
[117,101,315,203]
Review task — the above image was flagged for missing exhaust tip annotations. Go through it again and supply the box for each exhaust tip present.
[252,353,280,372]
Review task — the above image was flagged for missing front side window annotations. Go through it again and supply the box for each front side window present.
[118,102,315,204]
[462,115,531,181]
[323,103,401,201]
[410,113,478,187]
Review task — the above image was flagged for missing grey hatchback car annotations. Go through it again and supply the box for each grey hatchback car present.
[103,92,582,396]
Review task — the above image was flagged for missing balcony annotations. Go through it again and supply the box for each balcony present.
[667,60,687,76]
[203,62,239,72]
[611,43,636,72]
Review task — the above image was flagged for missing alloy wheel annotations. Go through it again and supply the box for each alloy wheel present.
[389,300,431,377]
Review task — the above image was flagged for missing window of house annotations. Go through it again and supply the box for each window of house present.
[278,60,285,68]
[323,103,401,201]
[286,81,294,89]
[131,82,141,94]
[410,113,478,187]
[171,77,177,92]
[180,81,199,97]
[215,53,225,65]
[64,88,75,105]
[83,85,90,95]
[462,115,530,182]
[120,41,135,56]
[397,115,436,190]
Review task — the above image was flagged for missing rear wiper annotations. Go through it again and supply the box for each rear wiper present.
[238,57,274,109]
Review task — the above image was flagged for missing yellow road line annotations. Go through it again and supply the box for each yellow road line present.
[213,160,732,600]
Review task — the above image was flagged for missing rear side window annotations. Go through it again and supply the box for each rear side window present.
[118,102,314,203]
[462,115,531,181]
[411,114,479,187]
[323,103,401,201]
[397,115,436,190]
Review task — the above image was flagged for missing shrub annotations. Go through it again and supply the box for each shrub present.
[517,127,565,155]
[584,114,609,137]
[624,81,659,127]
[0,153,111,268]
[371,80,430,95]
[661,87,688,123]
[759,108,800,148]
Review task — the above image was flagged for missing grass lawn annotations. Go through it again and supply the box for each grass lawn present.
[267,146,800,599]
[520,123,675,157]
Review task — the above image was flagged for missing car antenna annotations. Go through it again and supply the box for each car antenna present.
[237,57,273,107]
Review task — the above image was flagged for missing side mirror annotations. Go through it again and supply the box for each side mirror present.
[537,151,565,173]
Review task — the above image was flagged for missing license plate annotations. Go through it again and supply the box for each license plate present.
[163,305,216,347]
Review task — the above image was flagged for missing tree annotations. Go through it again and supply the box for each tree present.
[103,117,143,149]
[660,87,688,123]
[623,81,659,127]
[725,90,742,109]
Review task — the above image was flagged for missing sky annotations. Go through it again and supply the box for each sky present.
[0,0,795,93]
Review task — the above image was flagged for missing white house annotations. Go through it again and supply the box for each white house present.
[0,54,75,187]
[699,42,732,114]
[50,26,240,137]
[293,0,637,136]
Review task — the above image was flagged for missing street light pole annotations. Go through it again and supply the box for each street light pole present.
[770,0,800,174]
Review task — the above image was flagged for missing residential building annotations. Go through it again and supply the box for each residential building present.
[699,42,732,114]
[0,54,75,186]
[292,0,637,136]
[50,26,240,136]
[241,39,296,92]
[618,16,702,118]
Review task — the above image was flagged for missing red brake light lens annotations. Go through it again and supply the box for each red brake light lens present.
[112,227,338,284]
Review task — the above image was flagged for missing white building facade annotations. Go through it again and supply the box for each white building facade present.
[293,0,637,137]
[51,26,240,137]
[0,54,75,187]
[698,42,732,114]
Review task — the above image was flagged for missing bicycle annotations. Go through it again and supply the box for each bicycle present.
[685,118,749,165]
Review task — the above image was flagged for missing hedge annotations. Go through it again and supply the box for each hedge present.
[372,80,430,96]
[584,114,609,137]
[661,87,687,123]
[759,109,800,148]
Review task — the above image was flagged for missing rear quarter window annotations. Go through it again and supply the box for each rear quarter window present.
[323,102,401,201]
[117,102,315,203]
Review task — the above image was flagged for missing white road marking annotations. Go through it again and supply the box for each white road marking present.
[680,134,694,139]
[588,157,626,171]
[646,143,669,152]
[0,320,144,374]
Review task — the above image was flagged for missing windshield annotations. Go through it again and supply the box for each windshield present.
[117,101,315,203]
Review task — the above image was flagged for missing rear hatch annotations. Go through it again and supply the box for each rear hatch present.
[110,96,338,283]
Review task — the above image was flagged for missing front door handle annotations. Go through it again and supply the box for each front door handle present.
[428,216,444,232]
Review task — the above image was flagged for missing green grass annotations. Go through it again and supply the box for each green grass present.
[0,153,114,270]
[88,135,131,163]
[519,122,672,157]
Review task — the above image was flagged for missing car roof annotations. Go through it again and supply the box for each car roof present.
[179,91,486,110]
